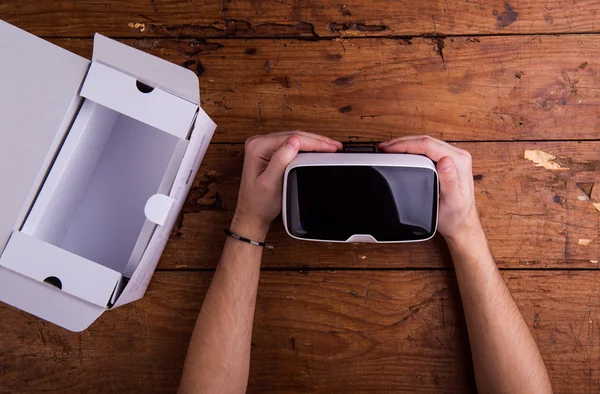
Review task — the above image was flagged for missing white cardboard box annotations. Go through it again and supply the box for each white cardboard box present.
[0,20,217,331]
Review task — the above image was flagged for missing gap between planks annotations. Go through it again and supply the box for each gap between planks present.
[208,139,600,145]
[155,266,600,272]
[31,30,600,40]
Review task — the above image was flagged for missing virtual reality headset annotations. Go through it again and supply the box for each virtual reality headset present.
[282,153,439,243]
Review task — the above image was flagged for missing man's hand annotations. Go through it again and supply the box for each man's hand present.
[379,135,552,393]
[378,135,480,244]
[180,131,342,394]
[232,131,342,239]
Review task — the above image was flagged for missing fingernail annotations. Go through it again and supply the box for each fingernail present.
[439,160,453,173]
[286,137,299,149]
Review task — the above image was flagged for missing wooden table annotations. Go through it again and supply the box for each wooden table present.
[1,1,600,392]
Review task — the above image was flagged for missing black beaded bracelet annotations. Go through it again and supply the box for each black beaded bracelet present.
[224,228,274,250]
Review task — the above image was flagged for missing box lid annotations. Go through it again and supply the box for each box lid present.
[80,62,198,139]
[1,232,123,307]
[92,34,200,105]
[0,20,90,251]
[0,267,105,332]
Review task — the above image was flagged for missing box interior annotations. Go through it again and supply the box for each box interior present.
[22,99,181,275]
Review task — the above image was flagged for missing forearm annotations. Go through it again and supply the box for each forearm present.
[177,131,339,393]
[179,224,265,394]
[448,224,552,394]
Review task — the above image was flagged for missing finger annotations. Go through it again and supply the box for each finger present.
[256,134,339,159]
[378,135,429,148]
[261,135,340,183]
[380,135,447,146]
[378,137,458,162]
[436,156,462,203]
[267,134,339,157]
[268,130,343,149]
[261,136,301,183]
[379,135,462,155]
[269,130,338,144]
[296,135,340,153]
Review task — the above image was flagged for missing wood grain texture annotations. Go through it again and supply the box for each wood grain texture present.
[1,270,600,393]
[158,141,600,270]
[2,0,600,38]
[48,36,600,142]
[1,4,599,392]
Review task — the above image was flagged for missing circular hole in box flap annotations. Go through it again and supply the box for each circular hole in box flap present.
[44,276,62,290]
[136,80,155,94]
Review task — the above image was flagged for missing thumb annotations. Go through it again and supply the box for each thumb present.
[262,136,300,183]
[437,156,461,200]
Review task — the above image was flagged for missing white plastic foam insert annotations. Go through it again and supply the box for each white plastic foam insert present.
[22,100,182,275]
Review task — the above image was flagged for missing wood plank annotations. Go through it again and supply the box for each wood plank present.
[1,270,599,393]
[49,36,600,142]
[3,0,600,38]
[159,141,600,270]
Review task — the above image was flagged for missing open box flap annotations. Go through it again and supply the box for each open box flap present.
[0,20,90,252]
[1,232,123,307]
[92,34,200,105]
[113,108,216,307]
[0,267,105,332]
[80,62,198,139]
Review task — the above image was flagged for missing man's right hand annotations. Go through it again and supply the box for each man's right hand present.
[378,135,481,244]
[379,137,552,394]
